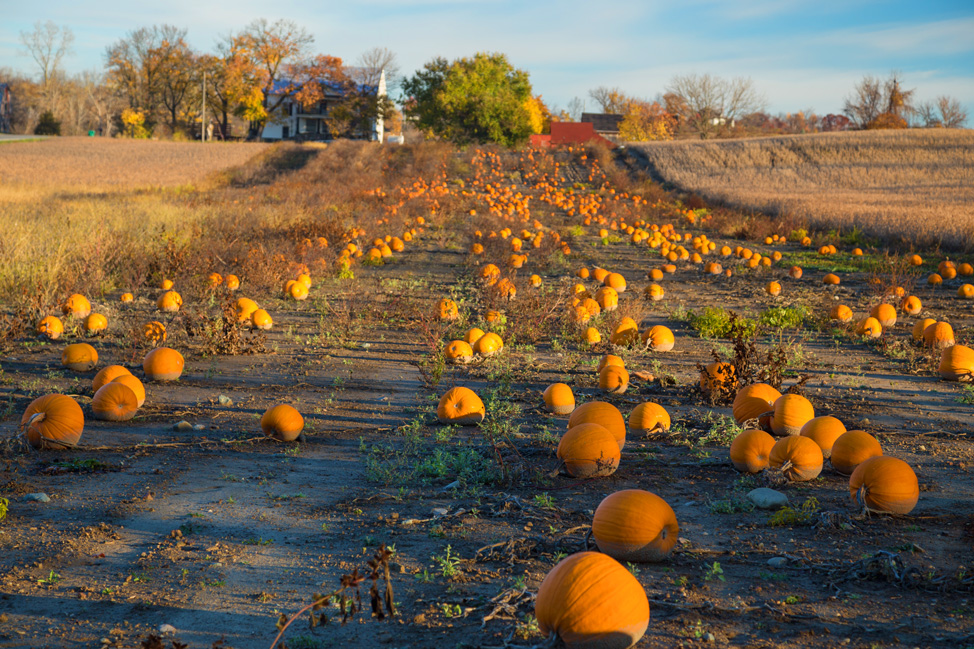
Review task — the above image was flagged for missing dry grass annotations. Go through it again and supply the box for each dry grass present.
[632,129,974,250]
[0,137,269,193]
[0,139,459,307]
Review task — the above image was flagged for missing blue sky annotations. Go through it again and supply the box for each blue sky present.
[2,0,972,119]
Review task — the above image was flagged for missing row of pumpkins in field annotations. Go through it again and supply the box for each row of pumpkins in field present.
[432,351,924,649]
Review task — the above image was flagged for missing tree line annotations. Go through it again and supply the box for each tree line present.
[4,20,397,140]
[2,22,967,145]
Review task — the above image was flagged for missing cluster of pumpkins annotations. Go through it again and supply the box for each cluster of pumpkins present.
[438,300,505,363]
[435,381,676,649]
[21,348,185,450]
[823,298,974,381]
[728,383,920,515]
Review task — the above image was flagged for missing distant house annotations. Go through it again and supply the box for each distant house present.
[261,69,386,143]
[580,112,625,137]
[0,83,12,133]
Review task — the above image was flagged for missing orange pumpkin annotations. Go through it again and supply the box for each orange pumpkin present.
[37,316,64,340]
[699,362,737,397]
[157,290,183,313]
[855,316,882,339]
[823,273,840,286]
[769,435,824,481]
[85,313,108,334]
[595,287,619,312]
[261,404,304,442]
[870,304,896,328]
[912,318,936,341]
[592,490,678,562]
[799,415,847,458]
[610,317,639,346]
[641,325,674,351]
[21,394,84,449]
[939,344,974,381]
[599,365,629,394]
[732,383,781,425]
[830,304,853,323]
[543,383,575,415]
[583,327,601,345]
[766,281,782,296]
[120,292,134,303]
[729,429,776,473]
[288,281,309,301]
[789,266,803,279]
[91,382,139,422]
[61,294,91,319]
[473,332,504,357]
[110,374,146,408]
[535,552,649,649]
[143,321,167,344]
[849,456,919,515]
[436,387,485,425]
[438,299,459,321]
[93,365,133,393]
[899,295,922,315]
[830,430,882,475]
[959,284,974,300]
[604,272,627,293]
[251,309,273,330]
[464,327,485,345]
[568,402,626,451]
[770,393,815,436]
[142,347,185,381]
[224,274,240,291]
[445,340,474,364]
[558,424,621,477]
[235,298,260,322]
[62,343,98,372]
[923,322,954,349]
[628,403,670,436]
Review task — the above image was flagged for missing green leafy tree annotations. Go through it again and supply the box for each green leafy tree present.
[34,110,61,135]
[402,52,534,146]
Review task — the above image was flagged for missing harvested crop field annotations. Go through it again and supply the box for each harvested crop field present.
[1,139,974,649]
[0,136,270,191]
[630,130,974,250]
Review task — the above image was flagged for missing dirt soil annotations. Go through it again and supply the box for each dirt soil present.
[1,145,973,649]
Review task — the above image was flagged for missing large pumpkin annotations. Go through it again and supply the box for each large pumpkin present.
[729,429,776,473]
[592,490,678,562]
[91,382,139,422]
[770,393,814,436]
[732,383,781,425]
[849,456,919,515]
[568,402,626,450]
[535,552,649,649]
[799,415,847,458]
[830,430,882,475]
[940,344,974,381]
[62,343,98,372]
[37,315,64,340]
[628,403,670,436]
[557,424,621,478]
[445,340,474,364]
[870,304,896,328]
[473,332,504,357]
[609,317,639,346]
[21,394,84,449]
[110,374,146,408]
[261,404,304,441]
[234,298,260,323]
[143,347,185,381]
[438,299,459,321]
[92,365,132,393]
[699,362,737,397]
[157,290,183,313]
[599,365,629,395]
[543,383,575,415]
[641,325,674,351]
[923,322,955,349]
[436,387,485,425]
[61,294,91,319]
[769,435,823,481]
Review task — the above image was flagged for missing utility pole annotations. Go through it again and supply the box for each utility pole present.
[201,71,206,142]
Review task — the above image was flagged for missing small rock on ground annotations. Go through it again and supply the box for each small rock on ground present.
[24,493,51,503]
[747,487,789,510]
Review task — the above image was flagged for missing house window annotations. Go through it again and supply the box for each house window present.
[282,126,290,139]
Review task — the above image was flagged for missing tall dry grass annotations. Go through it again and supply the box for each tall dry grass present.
[631,129,974,249]
[0,139,458,307]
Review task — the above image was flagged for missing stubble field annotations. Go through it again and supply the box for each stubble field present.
[0,136,973,649]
